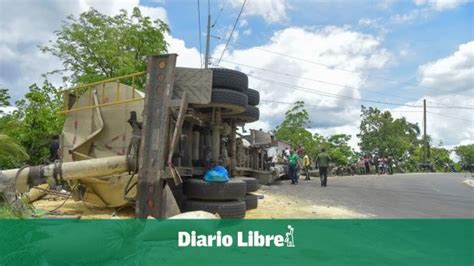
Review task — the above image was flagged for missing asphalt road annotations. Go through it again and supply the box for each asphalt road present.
[272,173,474,218]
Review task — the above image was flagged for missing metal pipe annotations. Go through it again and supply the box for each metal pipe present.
[2,156,128,193]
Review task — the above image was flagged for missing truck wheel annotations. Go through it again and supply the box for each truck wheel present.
[195,89,248,114]
[247,88,260,106]
[183,178,246,200]
[223,106,259,123]
[182,199,246,218]
[211,68,248,92]
[244,194,258,210]
[233,176,259,192]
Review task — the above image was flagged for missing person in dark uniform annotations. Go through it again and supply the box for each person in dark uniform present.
[315,148,331,187]
[364,156,370,174]
[49,135,61,162]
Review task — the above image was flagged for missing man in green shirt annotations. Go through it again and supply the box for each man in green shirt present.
[315,148,331,187]
[288,150,300,184]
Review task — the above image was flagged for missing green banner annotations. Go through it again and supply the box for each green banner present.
[0,219,472,265]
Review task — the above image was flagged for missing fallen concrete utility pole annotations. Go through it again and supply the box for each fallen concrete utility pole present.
[1,156,128,193]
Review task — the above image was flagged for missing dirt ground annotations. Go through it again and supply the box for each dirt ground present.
[33,195,135,219]
[32,179,367,219]
[246,183,369,219]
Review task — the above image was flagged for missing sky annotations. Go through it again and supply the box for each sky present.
[0,0,473,150]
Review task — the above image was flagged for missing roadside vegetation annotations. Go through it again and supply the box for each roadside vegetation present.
[1,7,472,173]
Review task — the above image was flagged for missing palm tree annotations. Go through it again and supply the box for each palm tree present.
[0,134,29,162]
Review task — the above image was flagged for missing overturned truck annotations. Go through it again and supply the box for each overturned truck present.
[1,54,275,218]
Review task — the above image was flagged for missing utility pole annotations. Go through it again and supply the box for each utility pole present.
[204,8,211,68]
[423,99,428,163]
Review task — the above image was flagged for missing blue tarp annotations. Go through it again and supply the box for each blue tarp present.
[203,166,229,182]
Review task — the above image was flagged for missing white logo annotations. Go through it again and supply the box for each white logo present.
[178,225,295,248]
[285,225,295,247]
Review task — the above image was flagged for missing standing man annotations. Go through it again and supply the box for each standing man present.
[303,153,311,180]
[387,156,394,175]
[49,135,61,162]
[315,148,331,187]
[364,156,370,174]
[288,150,300,185]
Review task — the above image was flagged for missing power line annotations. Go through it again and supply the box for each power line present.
[216,57,425,103]
[215,59,474,110]
[212,35,399,81]
[216,0,247,65]
[213,62,424,107]
[261,99,425,113]
[426,111,474,123]
[212,35,474,109]
[212,0,228,27]
[197,0,203,68]
[247,74,424,108]
[260,99,334,109]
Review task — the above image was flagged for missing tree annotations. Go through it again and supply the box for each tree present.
[0,88,10,116]
[431,147,453,171]
[357,106,421,165]
[41,7,169,85]
[275,101,317,158]
[0,7,170,167]
[0,134,29,169]
[327,134,355,166]
[455,144,474,167]
[0,82,64,166]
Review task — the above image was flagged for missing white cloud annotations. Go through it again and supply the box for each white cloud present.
[212,26,391,149]
[0,0,198,102]
[243,28,253,35]
[390,9,425,23]
[79,0,168,22]
[414,0,466,11]
[391,95,473,147]
[418,41,474,95]
[228,0,288,24]
[391,0,467,23]
[391,41,474,147]
[358,17,388,36]
[165,33,202,68]
[0,106,17,116]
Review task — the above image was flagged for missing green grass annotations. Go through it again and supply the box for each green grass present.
[0,205,17,218]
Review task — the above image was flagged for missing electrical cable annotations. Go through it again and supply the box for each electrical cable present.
[214,60,474,110]
[211,35,474,109]
[211,0,228,27]
[216,57,427,103]
[216,0,247,65]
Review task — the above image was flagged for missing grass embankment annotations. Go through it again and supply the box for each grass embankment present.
[0,206,16,218]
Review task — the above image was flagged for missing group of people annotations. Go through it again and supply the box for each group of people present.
[283,146,332,187]
[350,155,394,175]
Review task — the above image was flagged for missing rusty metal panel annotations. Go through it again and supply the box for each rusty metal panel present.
[136,54,177,218]
[173,67,212,104]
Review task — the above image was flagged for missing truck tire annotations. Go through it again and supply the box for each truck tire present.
[183,178,246,200]
[182,199,246,218]
[233,176,259,192]
[247,88,260,106]
[211,68,248,92]
[223,106,259,123]
[195,89,248,114]
[244,194,258,210]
